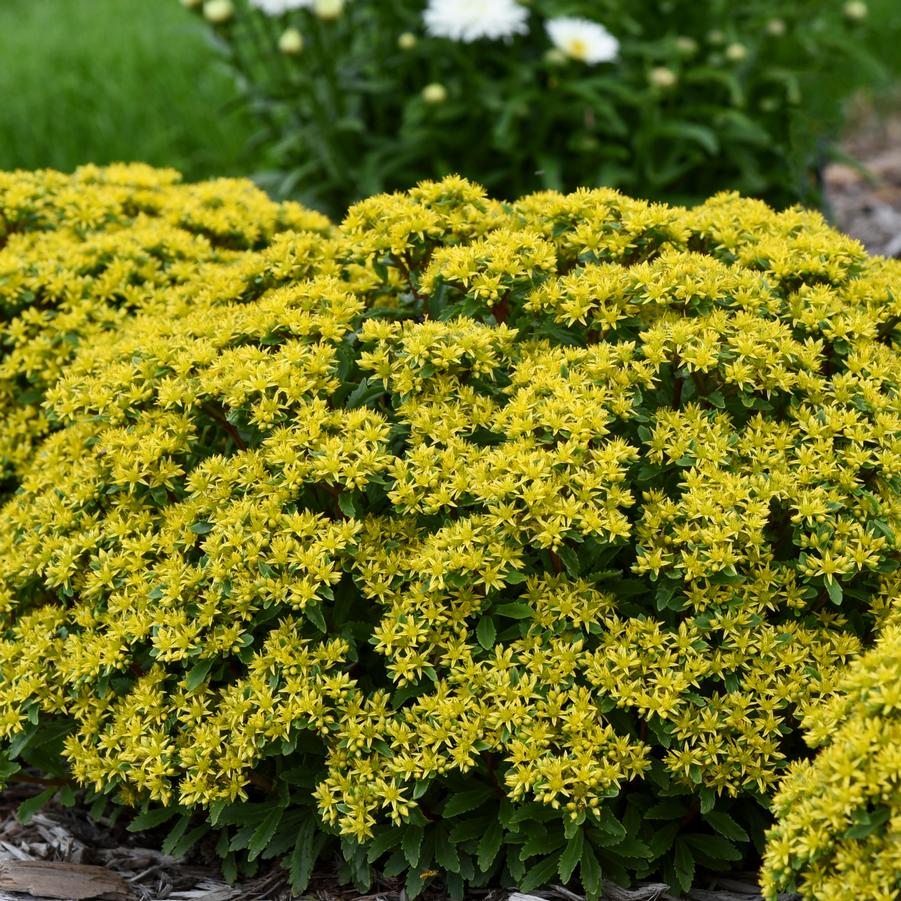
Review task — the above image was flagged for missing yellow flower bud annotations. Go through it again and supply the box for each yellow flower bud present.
[422,83,448,104]
[707,29,725,45]
[675,36,697,55]
[649,67,678,89]
[766,18,787,37]
[398,32,418,50]
[725,42,747,62]
[203,0,233,23]
[843,0,867,19]
[314,0,344,20]
[543,47,569,66]
[279,27,304,55]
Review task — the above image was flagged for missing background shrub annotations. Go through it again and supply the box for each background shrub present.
[2,170,901,897]
[186,0,890,214]
[762,612,901,900]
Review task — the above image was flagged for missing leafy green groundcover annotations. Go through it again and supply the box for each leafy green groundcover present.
[1,167,900,899]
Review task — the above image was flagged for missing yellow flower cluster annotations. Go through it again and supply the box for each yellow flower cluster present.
[1,169,900,891]
[0,163,328,491]
[761,610,901,900]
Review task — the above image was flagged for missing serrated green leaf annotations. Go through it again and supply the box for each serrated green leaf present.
[435,834,461,873]
[287,817,317,893]
[405,865,427,899]
[611,836,652,859]
[705,811,749,842]
[304,602,327,633]
[17,787,56,825]
[365,825,401,864]
[346,378,384,409]
[477,820,504,872]
[161,815,191,857]
[184,658,215,691]
[645,798,691,820]
[493,601,533,619]
[647,822,681,859]
[337,492,357,518]
[128,806,179,833]
[558,829,583,883]
[556,544,580,577]
[476,616,496,650]
[580,843,603,900]
[402,825,424,868]
[248,804,285,861]
[518,851,560,892]
[841,805,891,839]
[519,827,564,861]
[443,787,495,818]
[685,833,742,862]
[673,838,695,893]
[169,824,210,859]
[449,814,493,843]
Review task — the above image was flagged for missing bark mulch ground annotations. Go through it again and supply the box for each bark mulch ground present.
[825,102,901,258]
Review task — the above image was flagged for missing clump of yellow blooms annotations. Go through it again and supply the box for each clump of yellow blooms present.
[761,613,901,900]
[0,163,328,493]
[1,168,900,897]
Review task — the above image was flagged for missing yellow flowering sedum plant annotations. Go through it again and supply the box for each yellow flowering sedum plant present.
[761,613,901,900]
[1,170,901,897]
[0,163,329,496]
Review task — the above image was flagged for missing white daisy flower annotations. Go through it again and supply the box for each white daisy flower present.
[249,0,313,15]
[546,16,619,64]
[423,0,529,43]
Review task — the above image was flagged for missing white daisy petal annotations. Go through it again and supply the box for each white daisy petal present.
[423,0,529,43]
[546,16,619,65]
[249,0,314,15]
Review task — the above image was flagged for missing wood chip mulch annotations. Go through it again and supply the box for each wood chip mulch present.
[825,105,901,258]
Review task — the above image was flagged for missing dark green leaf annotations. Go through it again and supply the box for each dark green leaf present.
[477,820,503,872]
[476,616,496,650]
[493,601,533,619]
[128,806,179,833]
[304,602,327,633]
[366,826,402,864]
[580,844,603,901]
[287,817,317,893]
[405,865,427,899]
[169,824,210,859]
[705,811,749,842]
[558,829,584,883]
[402,825,424,868]
[184,658,215,691]
[673,838,695,893]
[684,833,741,861]
[435,834,461,873]
[443,787,495,818]
[17,788,56,825]
[519,827,564,861]
[161,815,192,857]
[337,492,357,518]
[248,804,285,861]
[518,851,560,892]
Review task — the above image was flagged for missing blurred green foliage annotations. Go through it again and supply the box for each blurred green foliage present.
[0,0,263,181]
